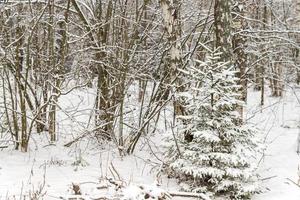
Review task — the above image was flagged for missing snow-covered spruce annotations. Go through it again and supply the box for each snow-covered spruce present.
[165,49,259,199]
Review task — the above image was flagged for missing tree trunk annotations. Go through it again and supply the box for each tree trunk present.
[47,0,56,142]
[159,0,182,102]
[295,0,300,85]
[232,0,248,119]
[214,0,232,61]
[94,0,114,140]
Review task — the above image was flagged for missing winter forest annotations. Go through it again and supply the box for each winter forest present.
[0,0,300,199]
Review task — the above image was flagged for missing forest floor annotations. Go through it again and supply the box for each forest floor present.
[0,85,299,199]
[250,85,300,200]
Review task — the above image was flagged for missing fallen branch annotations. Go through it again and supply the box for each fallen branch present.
[64,122,112,147]
[169,191,211,200]
[260,175,277,181]
[286,178,300,188]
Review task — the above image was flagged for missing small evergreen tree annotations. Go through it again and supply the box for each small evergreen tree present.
[166,49,259,199]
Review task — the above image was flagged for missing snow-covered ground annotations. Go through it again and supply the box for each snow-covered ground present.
[0,85,299,199]
[0,87,179,199]
[248,86,300,200]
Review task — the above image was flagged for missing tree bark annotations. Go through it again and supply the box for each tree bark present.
[214,0,232,61]
[232,0,248,118]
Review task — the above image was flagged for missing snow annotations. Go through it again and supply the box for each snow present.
[0,85,299,199]
[248,86,300,200]
[0,139,170,199]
